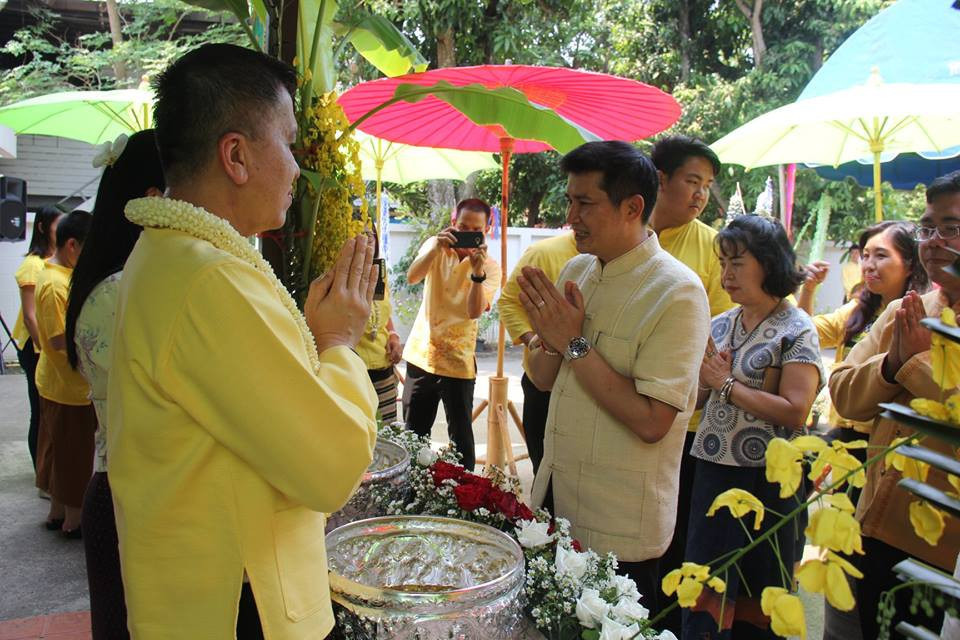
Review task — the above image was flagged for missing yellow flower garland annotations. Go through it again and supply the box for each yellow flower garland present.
[125,197,321,375]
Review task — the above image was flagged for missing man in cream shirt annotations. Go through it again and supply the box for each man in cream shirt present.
[519,141,709,612]
[108,44,378,639]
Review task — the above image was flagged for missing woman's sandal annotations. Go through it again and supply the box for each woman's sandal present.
[61,526,82,540]
[44,518,64,531]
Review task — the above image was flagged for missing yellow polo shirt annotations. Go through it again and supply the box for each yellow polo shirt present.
[35,261,91,405]
[657,219,736,432]
[499,232,578,376]
[402,237,500,379]
[812,299,872,433]
[12,254,46,350]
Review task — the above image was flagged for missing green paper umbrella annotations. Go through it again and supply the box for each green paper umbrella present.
[0,89,153,145]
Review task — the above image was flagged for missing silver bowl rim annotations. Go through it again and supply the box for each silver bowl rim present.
[364,438,411,482]
[326,514,524,602]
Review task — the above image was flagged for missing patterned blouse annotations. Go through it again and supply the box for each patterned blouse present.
[691,301,825,467]
[74,272,122,473]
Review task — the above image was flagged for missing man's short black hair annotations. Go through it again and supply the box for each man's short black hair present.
[927,170,960,203]
[559,141,659,223]
[153,43,297,185]
[456,198,492,222]
[651,135,721,178]
[716,216,805,298]
[55,210,93,249]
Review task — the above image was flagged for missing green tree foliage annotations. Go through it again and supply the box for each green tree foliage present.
[0,0,246,104]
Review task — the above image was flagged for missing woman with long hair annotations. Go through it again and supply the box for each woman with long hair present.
[684,216,823,639]
[798,221,928,448]
[64,130,164,640]
[12,206,62,473]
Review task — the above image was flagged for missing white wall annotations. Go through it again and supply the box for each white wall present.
[0,135,100,201]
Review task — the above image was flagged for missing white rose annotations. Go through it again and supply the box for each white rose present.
[555,545,590,581]
[609,574,640,601]
[598,615,640,640]
[654,631,679,640]
[610,597,649,624]
[416,447,437,467]
[515,520,554,548]
[574,588,609,629]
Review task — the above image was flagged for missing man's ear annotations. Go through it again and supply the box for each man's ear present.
[218,132,250,186]
[623,193,646,221]
[656,169,668,192]
[144,186,163,198]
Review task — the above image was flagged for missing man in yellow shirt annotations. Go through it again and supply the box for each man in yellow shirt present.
[402,198,501,470]
[649,135,733,633]
[34,210,94,536]
[107,44,378,640]
[498,231,577,474]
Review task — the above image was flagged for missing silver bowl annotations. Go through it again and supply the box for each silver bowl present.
[326,438,411,533]
[326,515,526,639]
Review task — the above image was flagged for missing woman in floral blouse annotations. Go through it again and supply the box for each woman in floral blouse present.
[64,130,164,640]
[684,216,824,639]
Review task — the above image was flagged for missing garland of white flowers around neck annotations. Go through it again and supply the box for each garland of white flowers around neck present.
[125,197,321,375]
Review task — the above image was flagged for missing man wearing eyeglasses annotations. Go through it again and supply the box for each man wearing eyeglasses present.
[830,170,960,639]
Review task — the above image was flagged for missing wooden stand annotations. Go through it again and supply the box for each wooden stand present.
[473,374,527,475]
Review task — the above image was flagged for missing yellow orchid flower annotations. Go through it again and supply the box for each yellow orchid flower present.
[761,587,806,639]
[910,397,951,422]
[945,393,960,424]
[809,442,867,489]
[909,500,946,546]
[765,438,803,498]
[796,551,863,611]
[805,503,864,554]
[885,437,931,482]
[931,309,960,391]
[661,562,724,607]
[824,493,856,513]
[707,488,766,530]
[791,435,829,452]
[949,473,960,497]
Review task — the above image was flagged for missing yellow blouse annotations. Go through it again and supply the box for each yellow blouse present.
[11,254,46,350]
[35,261,91,405]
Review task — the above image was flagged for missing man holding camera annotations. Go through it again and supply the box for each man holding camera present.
[402,198,500,470]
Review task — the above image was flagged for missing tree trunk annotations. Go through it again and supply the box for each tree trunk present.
[104,0,127,83]
[709,182,729,214]
[734,0,766,68]
[526,191,545,227]
[678,0,691,84]
[436,27,456,68]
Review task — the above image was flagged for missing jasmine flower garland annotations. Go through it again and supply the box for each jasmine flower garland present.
[125,197,322,375]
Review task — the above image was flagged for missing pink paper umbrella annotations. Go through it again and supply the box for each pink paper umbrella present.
[338,64,680,153]
[339,65,680,471]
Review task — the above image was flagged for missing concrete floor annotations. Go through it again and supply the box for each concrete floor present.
[0,347,827,638]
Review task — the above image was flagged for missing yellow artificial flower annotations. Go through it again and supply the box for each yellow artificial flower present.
[791,435,829,452]
[909,500,947,546]
[805,503,864,555]
[944,393,960,424]
[809,442,866,490]
[765,438,803,498]
[910,397,950,422]
[931,308,960,391]
[661,562,724,607]
[796,551,863,611]
[707,488,766,530]
[824,492,856,513]
[885,437,931,482]
[949,473,960,497]
[761,587,806,639]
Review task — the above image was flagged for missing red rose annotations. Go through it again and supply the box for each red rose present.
[459,473,494,491]
[571,539,583,553]
[491,490,535,522]
[430,461,466,487]
[454,483,491,511]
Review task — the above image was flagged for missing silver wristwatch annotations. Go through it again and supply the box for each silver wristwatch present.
[564,336,591,361]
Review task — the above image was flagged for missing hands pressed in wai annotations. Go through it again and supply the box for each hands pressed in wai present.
[699,336,733,391]
[884,290,931,379]
[304,234,378,353]
[516,266,585,355]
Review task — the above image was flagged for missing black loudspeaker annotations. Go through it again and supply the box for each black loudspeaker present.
[0,176,28,242]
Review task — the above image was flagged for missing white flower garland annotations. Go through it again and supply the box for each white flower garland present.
[125,197,321,375]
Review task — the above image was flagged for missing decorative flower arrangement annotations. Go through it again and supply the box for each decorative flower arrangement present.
[298,92,369,282]
[364,423,675,640]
